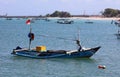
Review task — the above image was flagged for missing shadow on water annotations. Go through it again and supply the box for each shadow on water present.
[10,55,97,64]
[48,57,96,62]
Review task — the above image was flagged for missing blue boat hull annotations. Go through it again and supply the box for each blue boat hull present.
[11,46,101,59]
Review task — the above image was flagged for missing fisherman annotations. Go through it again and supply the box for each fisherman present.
[28,32,34,41]
[76,40,82,51]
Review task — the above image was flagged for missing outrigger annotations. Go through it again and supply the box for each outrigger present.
[11,19,101,59]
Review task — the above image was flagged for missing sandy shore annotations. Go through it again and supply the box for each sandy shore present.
[48,17,120,20]
[66,17,120,20]
[1,16,120,20]
[72,17,120,20]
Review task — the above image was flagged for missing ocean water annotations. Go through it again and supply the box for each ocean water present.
[0,18,120,77]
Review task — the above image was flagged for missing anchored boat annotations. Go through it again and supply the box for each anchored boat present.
[11,19,101,59]
[57,19,74,24]
[115,30,120,39]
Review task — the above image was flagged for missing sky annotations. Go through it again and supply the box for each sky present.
[0,0,120,16]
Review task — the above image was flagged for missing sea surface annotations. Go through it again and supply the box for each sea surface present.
[0,18,120,77]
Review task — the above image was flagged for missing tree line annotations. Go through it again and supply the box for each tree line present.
[45,11,71,17]
[44,8,120,17]
[102,8,120,17]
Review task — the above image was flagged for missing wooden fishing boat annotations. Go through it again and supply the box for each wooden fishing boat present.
[57,19,74,24]
[11,46,100,58]
[11,19,101,59]
[85,20,93,24]
[115,30,120,39]
[112,19,120,27]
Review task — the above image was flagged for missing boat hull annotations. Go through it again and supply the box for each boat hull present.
[11,46,101,59]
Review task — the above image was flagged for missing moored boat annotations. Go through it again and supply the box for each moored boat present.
[85,20,93,24]
[11,19,101,59]
[57,19,74,24]
[11,46,101,58]
[113,19,120,27]
[115,30,120,39]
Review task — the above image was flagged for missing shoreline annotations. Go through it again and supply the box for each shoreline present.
[48,17,120,20]
[0,16,119,20]
[70,17,120,20]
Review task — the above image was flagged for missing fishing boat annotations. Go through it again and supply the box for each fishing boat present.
[11,19,101,59]
[85,21,93,24]
[115,30,120,39]
[113,19,120,27]
[57,19,74,24]
[85,20,93,24]
[114,19,120,39]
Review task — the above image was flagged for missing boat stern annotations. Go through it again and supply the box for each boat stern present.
[11,49,16,54]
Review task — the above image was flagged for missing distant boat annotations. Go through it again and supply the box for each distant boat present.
[11,19,101,59]
[6,18,12,20]
[114,19,120,39]
[57,19,74,24]
[85,20,93,24]
[44,18,50,22]
[115,30,120,39]
[113,19,120,27]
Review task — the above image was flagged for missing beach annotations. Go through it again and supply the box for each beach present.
[46,16,120,21]
[1,15,120,21]
[72,17,120,20]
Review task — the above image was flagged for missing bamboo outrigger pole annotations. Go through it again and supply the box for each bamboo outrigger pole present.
[26,19,32,51]
[28,25,32,50]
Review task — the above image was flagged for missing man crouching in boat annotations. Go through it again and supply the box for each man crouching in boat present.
[76,40,82,51]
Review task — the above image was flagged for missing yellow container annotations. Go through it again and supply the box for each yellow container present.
[36,46,46,52]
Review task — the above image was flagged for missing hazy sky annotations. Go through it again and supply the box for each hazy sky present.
[0,0,120,16]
